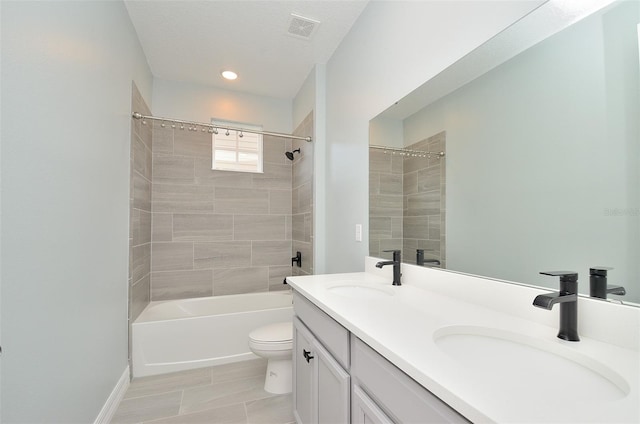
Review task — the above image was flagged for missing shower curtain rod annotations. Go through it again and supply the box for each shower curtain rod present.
[132,112,312,142]
[370,144,445,158]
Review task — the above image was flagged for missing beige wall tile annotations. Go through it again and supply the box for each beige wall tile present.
[269,189,292,215]
[132,243,151,283]
[369,149,392,173]
[292,214,305,242]
[268,266,292,290]
[132,170,151,212]
[151,269,213,300]
[263,136,288,165]
[214,187,269,214]
[130,273,150,322]
[152,184,214,213]
[369,217,392,239]
[151,242,193,272]
[295,181,312,214]
[152,122,174,154]
[152,213,172,242]
[213,267,269,296]
[251,240,291,266]
[132,134,151,181]
[234,215,286,241]
[173,129,211,158]
[369,194,403,217]
[406,191,440,216]
[194,159,254,187]
[369,173,380,195]
[252,162,291,190]
[133,210,151,246]
[417,164,441,192]
[194,241,251,269]
[379,173,402,195]
[153,154,195,185]
[173,214,233,241]
[404,216,429,240]
[292,240,312,274]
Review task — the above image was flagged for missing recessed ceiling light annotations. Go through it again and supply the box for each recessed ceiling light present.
[221,70,238,80]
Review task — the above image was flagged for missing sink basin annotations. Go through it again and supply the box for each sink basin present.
[433,325,629,402]
[326,281,395,299]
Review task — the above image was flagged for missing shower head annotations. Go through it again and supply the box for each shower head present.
[285,148,301,161]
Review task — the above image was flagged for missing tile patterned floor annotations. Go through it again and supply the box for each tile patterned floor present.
[112,359,294,424]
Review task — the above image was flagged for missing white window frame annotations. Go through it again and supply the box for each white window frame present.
[211,120,263,173]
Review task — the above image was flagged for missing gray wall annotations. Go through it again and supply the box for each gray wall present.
[1,1,152,421]
[322,1,543,273]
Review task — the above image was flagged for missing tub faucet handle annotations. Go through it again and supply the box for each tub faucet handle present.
[291,251,301,268]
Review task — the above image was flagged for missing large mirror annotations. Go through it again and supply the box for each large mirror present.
[369,0,640,304]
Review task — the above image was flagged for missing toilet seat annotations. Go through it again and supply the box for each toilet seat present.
[249,321,292,344]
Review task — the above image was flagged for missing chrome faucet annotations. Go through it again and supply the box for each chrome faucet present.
[533,271,579,341]
[589,267,626,299]
[376,249,402,286]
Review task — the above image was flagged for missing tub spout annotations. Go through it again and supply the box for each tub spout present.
[533,292,578,310]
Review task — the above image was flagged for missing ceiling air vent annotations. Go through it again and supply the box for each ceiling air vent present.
[287,13,320,40]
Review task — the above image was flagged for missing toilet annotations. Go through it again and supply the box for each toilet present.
[248,321,293,394]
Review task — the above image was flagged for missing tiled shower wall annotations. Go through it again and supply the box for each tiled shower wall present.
[403,132,446,267]
[369,131,446,266]
[369,148,403,257]
[129,83,152,322]
[149,119,295,300]
[291,112,314,276]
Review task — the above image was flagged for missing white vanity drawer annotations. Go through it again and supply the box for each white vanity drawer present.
[293,291,350,369]
[351,336,469,424]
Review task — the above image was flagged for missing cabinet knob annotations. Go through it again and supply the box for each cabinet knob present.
[303,349,314,363]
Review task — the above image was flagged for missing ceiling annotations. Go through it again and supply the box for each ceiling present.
[124,1,369,100]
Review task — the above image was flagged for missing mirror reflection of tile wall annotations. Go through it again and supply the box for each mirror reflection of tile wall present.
[403,132,446,267]
[369,132,446,266]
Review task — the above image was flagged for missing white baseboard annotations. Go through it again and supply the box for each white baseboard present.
[94,366,130,424]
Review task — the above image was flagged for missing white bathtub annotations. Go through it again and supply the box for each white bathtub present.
[132,291,293,377]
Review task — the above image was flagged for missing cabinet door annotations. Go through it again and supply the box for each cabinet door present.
[352,385,393,424]
[315,338,350,424]
[294,317,315,424]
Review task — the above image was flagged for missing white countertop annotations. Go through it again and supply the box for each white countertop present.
[286,258,640,423]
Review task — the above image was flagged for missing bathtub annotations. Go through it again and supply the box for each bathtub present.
[132,291,293,377]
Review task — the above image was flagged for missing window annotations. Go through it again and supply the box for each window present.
[211,120,263,173]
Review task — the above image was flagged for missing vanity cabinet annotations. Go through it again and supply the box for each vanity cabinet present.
[292,290,468,424]
[351,336,469,423]
[293,294,351,424]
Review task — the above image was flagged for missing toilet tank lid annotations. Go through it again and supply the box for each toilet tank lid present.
[249,321,293,343]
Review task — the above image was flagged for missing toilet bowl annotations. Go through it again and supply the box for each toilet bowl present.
[248,321,293,394]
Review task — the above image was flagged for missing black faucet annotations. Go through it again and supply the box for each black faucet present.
[291,251,301,268]
[533,271,580,342]
[416,249,440,267]
[589,266,626,299]
[376,250,402,286]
